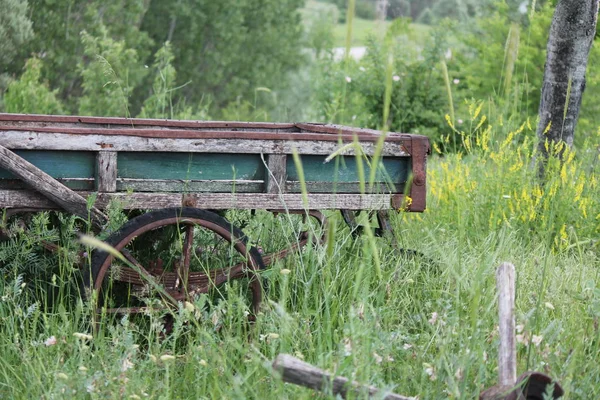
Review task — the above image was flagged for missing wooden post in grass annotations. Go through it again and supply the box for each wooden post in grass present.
[497,262,517,388]
[480,262,517,400]
[272,353,415,400]
[480,262,564,400]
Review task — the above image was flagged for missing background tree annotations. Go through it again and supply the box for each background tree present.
[0,0,34,108]
[536,0,600,169]
[140,0,304,112]
[0,0,33,70]
[22,0,151,110]
[4,57,63,114]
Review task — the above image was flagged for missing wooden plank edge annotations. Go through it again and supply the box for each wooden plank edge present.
[0,190,399,211]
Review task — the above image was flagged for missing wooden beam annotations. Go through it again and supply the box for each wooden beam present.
[96,151,117,192]
[116,179,263,193]
[0,145,107,227]
[0,131,410,157]
[272,354,414,400]
[266,154,287,194]
[0,189,396,211]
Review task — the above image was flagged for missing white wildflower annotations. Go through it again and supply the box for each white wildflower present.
[428,312,438,325]
[121,358,134,372]
[44,336,57,347]
[373,352,383,364]
[423,363,437,381]
[345,76,352,83]
[393,75,400,82]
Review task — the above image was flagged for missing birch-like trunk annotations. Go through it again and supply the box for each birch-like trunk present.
[536,0,599,172]
[376,0,389,21]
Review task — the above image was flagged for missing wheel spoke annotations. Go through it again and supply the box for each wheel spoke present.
[175,223,194,293]
[120,248,179,306]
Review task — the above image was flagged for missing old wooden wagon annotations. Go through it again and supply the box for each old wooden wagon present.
[0,113,430,318]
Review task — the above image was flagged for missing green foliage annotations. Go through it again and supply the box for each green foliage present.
[78,28,147,117]
[306,10,337,59]
[0,0,33,68]
[4,58,64,114]
[1,1,306,119]
[138,42,178,119]
[141,0,305,113]
[359,36,448,139]
[354,0,377,20]
[313,20,452,144]
[455,2,553,120]
[22,0,152,110]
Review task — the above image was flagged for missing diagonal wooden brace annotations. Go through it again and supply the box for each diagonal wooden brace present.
[0,144,107,228]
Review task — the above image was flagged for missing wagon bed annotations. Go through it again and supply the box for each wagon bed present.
[0,114,429,216]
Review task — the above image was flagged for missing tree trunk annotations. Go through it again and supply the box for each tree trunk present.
[536,0,599,173]
[377,0,389,21]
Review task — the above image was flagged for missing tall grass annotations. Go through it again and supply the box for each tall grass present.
[1,106,599,398]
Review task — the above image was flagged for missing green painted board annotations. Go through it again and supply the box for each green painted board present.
[117,152,265,181]
[286,155,409,184]
[0,150,96,179]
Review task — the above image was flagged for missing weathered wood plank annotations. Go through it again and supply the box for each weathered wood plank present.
[116,179,263,193]
[285,181,398,194]
[287,155,410,183]
[117,152,264,181]
[272,354,414,400]
[0,131,410,157]
[0,146,107,226]
[0,150,95,179]
[96,151,117,192]
[0,113,298,131]
[0,189,396,211]
[266,154,287,194]
[0,178,94,191]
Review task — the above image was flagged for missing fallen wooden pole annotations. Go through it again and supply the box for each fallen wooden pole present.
[0,144,107,227]
[272,354,415,400]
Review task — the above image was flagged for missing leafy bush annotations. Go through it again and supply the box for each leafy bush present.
[312,19,454,146]
[4,58,64,114]
[78,27,147,117]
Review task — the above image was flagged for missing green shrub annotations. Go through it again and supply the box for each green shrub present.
[4,58,64,114]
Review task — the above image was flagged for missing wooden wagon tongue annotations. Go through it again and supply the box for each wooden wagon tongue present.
[272,263,564,399]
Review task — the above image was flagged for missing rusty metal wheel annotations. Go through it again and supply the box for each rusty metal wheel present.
[82,207,265,322]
